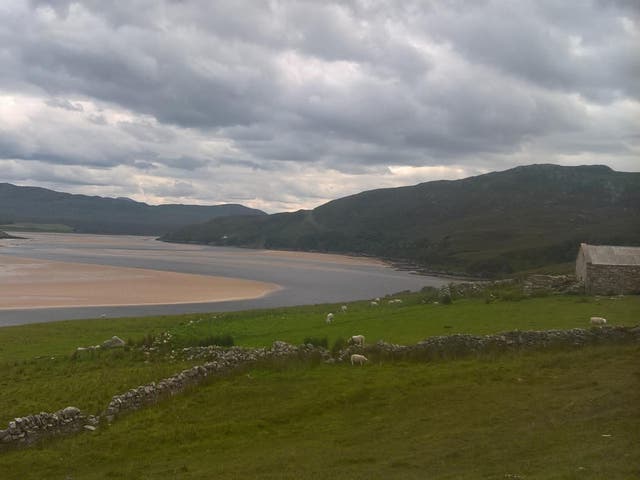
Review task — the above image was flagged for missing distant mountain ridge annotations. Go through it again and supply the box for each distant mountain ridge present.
[161,164,640,276]
[0,183,265,235]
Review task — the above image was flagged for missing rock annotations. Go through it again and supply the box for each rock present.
[62,406,81,418]
[102,336,125,348]
[83,425,96,431]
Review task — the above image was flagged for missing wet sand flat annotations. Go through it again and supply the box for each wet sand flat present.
[0,255,280,310]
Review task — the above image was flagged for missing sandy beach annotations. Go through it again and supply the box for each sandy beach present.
[0,254,280,310]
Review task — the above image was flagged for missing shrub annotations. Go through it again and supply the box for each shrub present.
[331,337,346,355]
[130,333,157,348]
[303,336,328,349]
[440,293,453,305]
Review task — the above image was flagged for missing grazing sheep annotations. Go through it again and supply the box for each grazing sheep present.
[388,299,403,304]
[350,353,368,366]
[326,313,334,324]
[590,316,607,325]
[370,301,379,306]
[348,334,365,347]
[341,305,348,312]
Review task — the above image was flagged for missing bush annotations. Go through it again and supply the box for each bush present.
[130,333,157,348]
[440,293,453,305]
[303,336,328,349]
[331,337,346,355]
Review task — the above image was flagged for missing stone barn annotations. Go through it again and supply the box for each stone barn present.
[576,243,640,295]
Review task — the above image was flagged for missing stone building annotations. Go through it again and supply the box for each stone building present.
[576,243,640,295]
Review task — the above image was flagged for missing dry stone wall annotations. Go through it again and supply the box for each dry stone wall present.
[2,326,638,450]
[105,342,328,420]
[0,407,98,447]
[339,325,640,362]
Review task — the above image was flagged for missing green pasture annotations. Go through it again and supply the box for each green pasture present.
[1,293,637,364]
[0,292,638,478]
[0,345,638,479]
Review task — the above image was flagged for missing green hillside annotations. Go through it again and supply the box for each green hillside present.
[0,183,266,235]
[161,164,640,276]
[0,292,638,478]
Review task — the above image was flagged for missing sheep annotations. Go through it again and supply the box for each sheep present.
[348,334,365,347]
[341,305,348,312]
[590,316,607,325]
[388,299,403,304]
[350,353,368,366]
[370,301,379,306]
[326,313,334,324]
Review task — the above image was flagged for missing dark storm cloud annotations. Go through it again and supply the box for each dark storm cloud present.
[419,1,640,102]
[0,0,638,210]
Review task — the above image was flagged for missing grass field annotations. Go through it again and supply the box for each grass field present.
[0,292,638,478]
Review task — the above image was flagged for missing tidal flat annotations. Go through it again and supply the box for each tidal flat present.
[0,232,447,325]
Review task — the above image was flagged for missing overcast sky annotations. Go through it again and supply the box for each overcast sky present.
[1,1,638,212]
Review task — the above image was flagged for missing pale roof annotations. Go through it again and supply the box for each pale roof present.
[580,244,640,266]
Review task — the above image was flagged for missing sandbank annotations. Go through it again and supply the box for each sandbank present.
[0,254,280,310]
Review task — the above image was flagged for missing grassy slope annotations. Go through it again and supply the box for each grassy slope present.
[0,294,638,478]
[0,346,638,479]
[2,294,637,363]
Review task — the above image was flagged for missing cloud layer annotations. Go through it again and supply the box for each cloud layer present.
[1,0,638,211]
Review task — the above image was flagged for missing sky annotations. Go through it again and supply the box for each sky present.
[0,1,638,213]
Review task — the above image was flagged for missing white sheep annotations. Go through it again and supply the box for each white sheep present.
[370,301,379,306]
[388,299,403,304]
[341,305,348,312]
[349,334,365,347]
[326,313,334,324]
[350,353,368,366]
[590,316,607,325]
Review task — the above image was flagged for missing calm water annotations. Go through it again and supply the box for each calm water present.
[0,232,448,326]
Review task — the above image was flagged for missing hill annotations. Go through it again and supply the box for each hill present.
[160,164,640,276]
[0,184,265,235]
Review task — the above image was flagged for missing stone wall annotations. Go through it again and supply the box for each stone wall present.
[2,326,638,449]
[0,407,98,447]
[105,342,328,421]
[586,264,640,295]
[354,325,640,361]
[521,274,583,295]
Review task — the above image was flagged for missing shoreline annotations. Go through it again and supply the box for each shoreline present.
[0,291,280,312]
